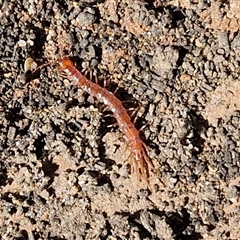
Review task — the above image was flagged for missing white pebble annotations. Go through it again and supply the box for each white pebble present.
[18,40,27,47]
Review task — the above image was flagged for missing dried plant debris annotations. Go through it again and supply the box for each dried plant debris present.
[204,80,240,126]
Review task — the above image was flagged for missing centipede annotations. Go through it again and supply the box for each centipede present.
[58,57,156,185]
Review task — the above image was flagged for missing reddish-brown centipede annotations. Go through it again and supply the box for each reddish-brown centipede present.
[58,57,156,184]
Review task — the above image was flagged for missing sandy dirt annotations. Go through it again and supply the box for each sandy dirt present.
[0,0,240,239]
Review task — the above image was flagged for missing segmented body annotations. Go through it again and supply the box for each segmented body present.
[59,58,155,183]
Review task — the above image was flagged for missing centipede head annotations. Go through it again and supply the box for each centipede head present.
[58,57,74,71]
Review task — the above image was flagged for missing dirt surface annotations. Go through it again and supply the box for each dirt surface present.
[1,0,240,239]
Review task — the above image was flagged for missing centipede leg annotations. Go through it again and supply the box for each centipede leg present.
[141,142,155,170]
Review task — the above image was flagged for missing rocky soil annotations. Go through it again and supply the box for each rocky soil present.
[0,0,240,239]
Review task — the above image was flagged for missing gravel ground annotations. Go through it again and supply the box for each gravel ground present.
[1,0,240,239]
